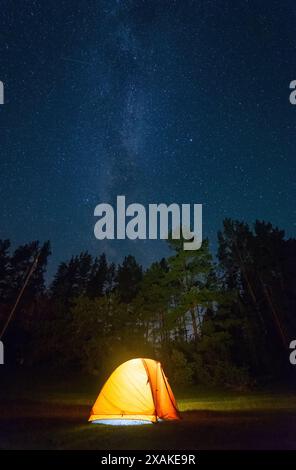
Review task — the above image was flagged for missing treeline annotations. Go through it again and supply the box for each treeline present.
[0,219,296,388]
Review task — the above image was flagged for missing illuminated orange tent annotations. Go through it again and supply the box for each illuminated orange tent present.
[89,358,180,424]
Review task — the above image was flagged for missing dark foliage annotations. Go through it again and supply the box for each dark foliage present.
[1,219,295,388]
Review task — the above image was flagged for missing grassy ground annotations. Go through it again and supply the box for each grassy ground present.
[0,368,296,450]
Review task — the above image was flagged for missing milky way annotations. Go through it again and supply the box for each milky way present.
[0,1,295,278]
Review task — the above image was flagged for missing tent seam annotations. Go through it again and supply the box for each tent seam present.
[141,358,157,419]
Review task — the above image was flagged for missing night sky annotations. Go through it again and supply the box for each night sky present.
[1,0,296,279]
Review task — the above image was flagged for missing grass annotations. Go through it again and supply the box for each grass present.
[178,390,296,412]
[0,368,296,450]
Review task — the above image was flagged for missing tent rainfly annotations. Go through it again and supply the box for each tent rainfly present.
[89,358,180,424]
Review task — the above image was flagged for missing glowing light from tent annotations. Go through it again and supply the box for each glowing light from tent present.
[91,419,153,426]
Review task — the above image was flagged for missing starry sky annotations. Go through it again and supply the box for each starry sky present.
[0,0,296,279]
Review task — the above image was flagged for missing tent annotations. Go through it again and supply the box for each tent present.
[89,358,180,424]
